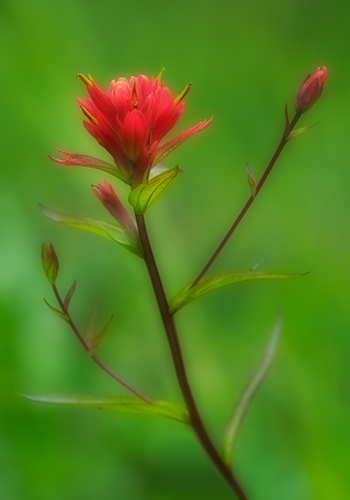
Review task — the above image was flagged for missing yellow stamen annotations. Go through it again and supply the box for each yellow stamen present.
[157,67,165,85]
[80,106,98,125]
[76,73,93,87]
[174,83,191,106]
[130,78,139,108]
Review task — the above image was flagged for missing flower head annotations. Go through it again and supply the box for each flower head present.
[51,73,212,187]
[295,66,327,113]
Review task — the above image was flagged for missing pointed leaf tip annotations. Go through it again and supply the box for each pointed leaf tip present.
[89,315,113,356]
[222,315,282,468]
[169,271,306,315]
[44,299,69,322]
[246,163,256,198]
[39,205,143,257]
[286,122,318,142]
[18,393,191,424]
[84,304,99,352]
[64,281,76,311]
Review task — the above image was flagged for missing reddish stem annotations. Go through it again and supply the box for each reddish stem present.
[136,214,249,500]
[52,284,153,404]
[192,111,301,287]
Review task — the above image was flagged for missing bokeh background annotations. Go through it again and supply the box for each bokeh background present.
[1,0,349,499]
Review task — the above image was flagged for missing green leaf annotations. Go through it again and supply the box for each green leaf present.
[286,122,318,141]
[246,163,256,198]
[64,281,76,311]
[89,315,113,356]
[44,299,69,322]
[222,316,282,468]
[39,205,143,257]
[169,271,306,315]
[18,393,191,424]
[129,166,178,215]
[84,303,99,351]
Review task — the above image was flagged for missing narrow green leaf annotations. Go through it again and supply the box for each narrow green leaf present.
[39,205,143,257]
[128,166,178,214]
[89,315,113,356]
[222,316,282,468]
[84,303,98,351]
[246,163,256,198]
[64,280,76,311]
[18,393,191,424]
[169,271,306,315]
[44,299,69,322]
[286,122,318,141]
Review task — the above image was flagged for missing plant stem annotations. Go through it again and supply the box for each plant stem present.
[192,111,301,287]
[136,214,249,500]
[52,284,153,404]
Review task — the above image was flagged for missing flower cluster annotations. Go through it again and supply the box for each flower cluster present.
[51,73,212,188]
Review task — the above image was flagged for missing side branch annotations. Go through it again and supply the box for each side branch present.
[192,111,302,287]
[51,284,153,404]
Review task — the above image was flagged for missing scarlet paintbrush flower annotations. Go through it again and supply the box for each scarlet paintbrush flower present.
[295,66,327,113]
[51,73,212,187]
[92,179,139,245]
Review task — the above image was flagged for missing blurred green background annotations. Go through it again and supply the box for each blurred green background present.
[1,0,349,499]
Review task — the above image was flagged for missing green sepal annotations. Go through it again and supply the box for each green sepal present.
[129,166,178,215]
[169,271,306,315]
[222,316,281,468]
[39,205,143,257]
[44,299,70,322]
[89,315,113,357]
[18,393,191,424]
[286,122,318,142]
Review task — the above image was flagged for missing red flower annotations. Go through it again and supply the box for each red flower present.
[295,66,327,113]
[51,73,212,187]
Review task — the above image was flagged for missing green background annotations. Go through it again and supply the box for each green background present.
[1,0,349,499]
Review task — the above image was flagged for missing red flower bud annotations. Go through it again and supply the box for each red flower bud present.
[92,179,140,249]
[295,66,327,113]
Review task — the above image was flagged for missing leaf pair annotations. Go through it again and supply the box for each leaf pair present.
[222,316,282,468]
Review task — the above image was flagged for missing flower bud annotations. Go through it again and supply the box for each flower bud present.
[92,180,140,245]
[295,66,327,113]
[41,242,59,285]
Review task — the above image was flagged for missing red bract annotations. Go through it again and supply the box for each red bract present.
[295,66,327,113]
[51,73,212,187]
[92,179,140,249]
